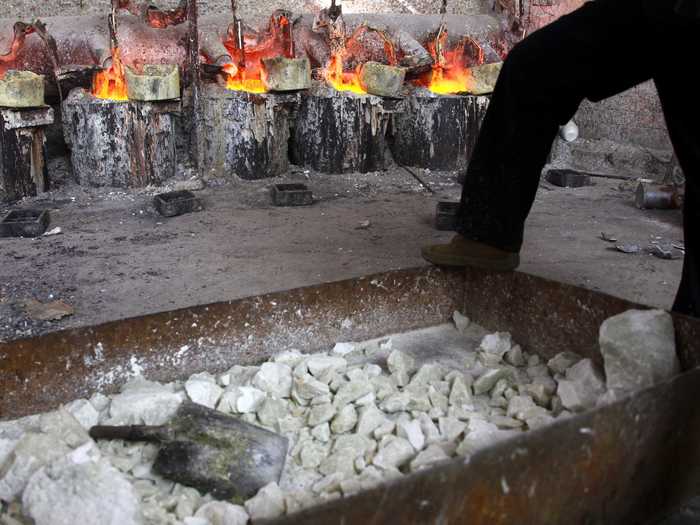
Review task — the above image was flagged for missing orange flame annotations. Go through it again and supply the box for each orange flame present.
[417,31,485,95]
[222,14,293,93]
[92,48,128,101]
[323,52,366,95]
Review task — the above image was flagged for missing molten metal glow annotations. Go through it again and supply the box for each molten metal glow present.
[417,31,484,95]
[324,53,366,95]
[222,14,293,93]
[92,48,128,101]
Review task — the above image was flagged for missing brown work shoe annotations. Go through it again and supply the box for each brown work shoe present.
[422,235,520,272]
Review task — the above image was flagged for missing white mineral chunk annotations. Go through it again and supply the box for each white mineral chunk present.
[438,417,467,442]
[357,405,388,436]
[363,364,383,377]
[506,395,538,421]
[397,420,425,451]
[456,419,501,457]
[308,403,336,426]
[310,394,333,406]
[319,452,355,477]
[245,482,285,521]
[109,378,183,425]
[453,311,471,334]
[547,352,583,375]
[39,409,91,448]
[312,472,345,494]
[273,350,304,367]
[504,345,525,367]
[409,444,449,471]
[22,444,141,525]
[63,399,100,430]
[479,332,512,359]
[428,385,448,413]
[387,350,416,387]
[379,392,411,413]
[599,309,679,395]
[334,435,375,459]
[371,375,398,401]
[311,423,331,443]
[334,381,374,408]
[185,373,224,409]
[219,365,259,388]
[184,518,208,525]
[404,385,431,412]
[233,387,265,414]
[253,362,293,399]
[346,368,369,383]
[331,405,358,434]
[448,375,472,407]
[473,368,510,395]
[373,420,396,439]
[522,381,553,406]
[0,433,71,501]
[372,437,415,470]
[410,364,447,385]
[300,441,330,470]
[355,392,376,406]
[417,414,441,444]
[257,397,289,427]
[557,359,606,412]
[277,416,304,435]
[89,392,111,413]
[332,343,364,364]
[293,373,330,400]
[307,355,348,378]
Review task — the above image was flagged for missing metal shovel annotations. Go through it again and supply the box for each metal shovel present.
[89,401,289,499]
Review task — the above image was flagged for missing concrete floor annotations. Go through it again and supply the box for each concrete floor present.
[0,160,684,341]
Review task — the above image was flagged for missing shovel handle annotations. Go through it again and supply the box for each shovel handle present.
[89,425,170,442]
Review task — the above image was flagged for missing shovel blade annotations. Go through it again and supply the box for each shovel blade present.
[154,402,288,499]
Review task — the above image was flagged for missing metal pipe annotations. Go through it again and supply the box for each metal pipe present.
[635,182,684,210]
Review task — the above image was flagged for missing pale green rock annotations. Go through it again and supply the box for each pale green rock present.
[0,70,44,108]
[262,57,312,92]
[125,64,180,102]
[359,62,406,98]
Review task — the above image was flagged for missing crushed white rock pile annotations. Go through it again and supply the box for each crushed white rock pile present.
[0,309,679,525]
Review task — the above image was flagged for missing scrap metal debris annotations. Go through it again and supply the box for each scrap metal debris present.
[615,244,641,255]
[20,299,74,321]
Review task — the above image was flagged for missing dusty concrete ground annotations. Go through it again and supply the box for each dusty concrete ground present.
[0,157,684,342]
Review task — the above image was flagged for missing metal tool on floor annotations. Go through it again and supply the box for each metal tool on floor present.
[89,401,288,499]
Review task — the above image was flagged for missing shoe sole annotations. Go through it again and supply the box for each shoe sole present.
[421,247,520,272]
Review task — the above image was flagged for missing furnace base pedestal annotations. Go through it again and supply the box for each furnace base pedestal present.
[200,86,298,181]
[62,89,180,188]
[292,88,401,174]
[0,106,53,203]
[390,94,490,172]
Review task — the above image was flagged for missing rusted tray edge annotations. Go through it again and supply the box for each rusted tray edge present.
[0,266,464,419]
[461,266,700,371]
[269,366,700,525]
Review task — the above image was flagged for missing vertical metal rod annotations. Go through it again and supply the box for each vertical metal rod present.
[186,0,201,170]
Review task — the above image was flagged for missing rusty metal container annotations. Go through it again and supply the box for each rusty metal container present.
[2,266,700,524]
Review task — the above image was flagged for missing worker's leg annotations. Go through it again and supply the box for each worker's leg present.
[423,0,660,269]
[652,14,700,316]
[459,0,660,253]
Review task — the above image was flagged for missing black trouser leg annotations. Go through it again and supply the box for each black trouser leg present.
[457,0,656,252]
[652,21,700,316]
